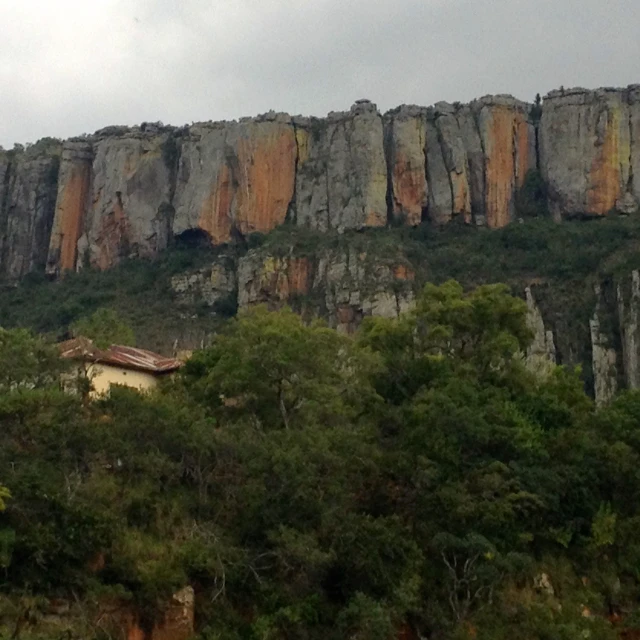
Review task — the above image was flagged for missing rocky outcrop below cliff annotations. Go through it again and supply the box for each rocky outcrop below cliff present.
[1,83,638,280]
[165,223,640,403]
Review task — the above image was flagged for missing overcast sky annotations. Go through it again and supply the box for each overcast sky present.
[1,0,638,147]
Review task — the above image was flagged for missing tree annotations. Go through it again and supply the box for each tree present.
[182,305,379,430]
[71,308,135,348]
[359,281,533,403]
[0,327,65,390]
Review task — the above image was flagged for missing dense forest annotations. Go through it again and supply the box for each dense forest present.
[2,281,640,639]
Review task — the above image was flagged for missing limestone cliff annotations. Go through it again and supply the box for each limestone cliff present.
[539,86,640,217]
[173,114,297,244]
[1,83,632,278]
[0,141,61,279]
[294,101,388,231]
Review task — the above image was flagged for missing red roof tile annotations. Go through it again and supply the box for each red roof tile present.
[59,337,183,374]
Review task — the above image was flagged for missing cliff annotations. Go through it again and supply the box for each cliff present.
[2,83,640,402]
[1,83,637,281]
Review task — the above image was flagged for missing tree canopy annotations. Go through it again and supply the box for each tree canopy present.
[71,308,135,348]
[0,282,638,639]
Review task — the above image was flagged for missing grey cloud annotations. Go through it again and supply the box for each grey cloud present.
[1,0,638,147]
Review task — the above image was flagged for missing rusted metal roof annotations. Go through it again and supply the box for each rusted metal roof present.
[59,337,183,374]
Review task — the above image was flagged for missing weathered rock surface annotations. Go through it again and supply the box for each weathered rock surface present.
[590,284,619,406]
[79,130,175,270]
[0,143,61,279]
[236,245,414,333]
[384,96,534,228]
[171,254,237,308]
[473,95,536,228]
[540,86,640,217]
[525,286,556,375]
[384,105,428,226]
[294,101,388,231]
[618,270,640,390]
[173,114,297,244]
[46,140,93,274]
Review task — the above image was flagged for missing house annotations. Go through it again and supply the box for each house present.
[59,337,183,396]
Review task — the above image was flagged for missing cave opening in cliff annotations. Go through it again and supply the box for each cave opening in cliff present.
[174,228,213,249]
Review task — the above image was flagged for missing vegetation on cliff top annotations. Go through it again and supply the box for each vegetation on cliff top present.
[1,283,640,638]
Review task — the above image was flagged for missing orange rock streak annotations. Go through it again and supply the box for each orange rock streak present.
[235,129,297,235]
[587,108,621,214]
[484,108,532,228]
[55,163,91,271]
[198,164,234,244]
[197,127,296,243]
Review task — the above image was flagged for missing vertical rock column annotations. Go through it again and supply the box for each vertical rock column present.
[617,270,640,389]
[432,102,472,223]
[47,140,93,275]
[1,143,61,279]
[384,105,428,226]
[590,284,619,405]
[472,96,536,228]
[383,96,534,229]
[294,101,387,231]
[539,86,638,217]
[525,286,556,375]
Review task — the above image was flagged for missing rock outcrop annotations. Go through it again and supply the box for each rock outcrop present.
[383,96,535,228]
[618,270,640,390]
[294,100,388,231]
[0,142,61,279]
[539,86,640,217]
[525,286,556,375]
[171,254,237,309]
[590,284,619,406]
[0,83,636,280]
[173,241,416,334]
[173,114,297,244]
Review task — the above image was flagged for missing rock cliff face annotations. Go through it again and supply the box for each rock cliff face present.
[47,140,93,273]
[2,83,633,279]
[2,84,640,402]
[294,101,388,231]
[236,245,415,333]
[384,95,535,228]
[173,114,297,244]
[539,86,640,217]
[0,142,61,279]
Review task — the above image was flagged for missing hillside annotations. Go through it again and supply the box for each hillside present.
[3,281,640,639]
[1,213,640,402]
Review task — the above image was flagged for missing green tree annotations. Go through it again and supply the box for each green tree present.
[183,305,379,430]
[0,326,65,390]
[71,307,135,348]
